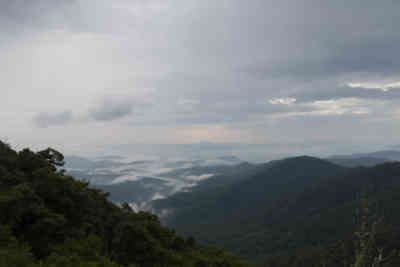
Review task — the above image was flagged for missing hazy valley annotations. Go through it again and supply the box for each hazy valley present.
[59,148,400,266]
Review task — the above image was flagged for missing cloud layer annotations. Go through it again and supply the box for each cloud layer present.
[33,111,73,128]
[1,0,400,156]
[89,96,136,121]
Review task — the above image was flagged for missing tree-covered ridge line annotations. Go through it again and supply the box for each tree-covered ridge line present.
[153,156,400,266]
[0,141,251,267]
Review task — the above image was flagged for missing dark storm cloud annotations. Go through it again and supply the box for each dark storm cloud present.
[33,110,73,128]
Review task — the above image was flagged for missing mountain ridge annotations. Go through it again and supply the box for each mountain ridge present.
[153,156,400,265]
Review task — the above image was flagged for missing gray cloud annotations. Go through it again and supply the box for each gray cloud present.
[292,84,400,104]
[0,0,76,32]
[177,0,400,79]
[89,96,137,122]
[2,0,400,155]
[243,37,400,81]
[33,110,73,128]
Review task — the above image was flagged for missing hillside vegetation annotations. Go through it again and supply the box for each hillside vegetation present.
[154,157,400,266]
[0,141,251,267]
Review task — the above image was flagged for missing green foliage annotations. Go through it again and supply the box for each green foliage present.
[0,225,38,267]
[0,141,251,267]
[43,235,121,267]
[350,192,400,267]
[155,156,400,266]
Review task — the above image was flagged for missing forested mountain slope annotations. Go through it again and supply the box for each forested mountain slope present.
[154,157,400,266]
[94,162,261,206]
[154,156,345,230]
[0,141,251,267]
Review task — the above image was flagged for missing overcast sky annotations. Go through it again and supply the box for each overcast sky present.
[1,0,400,156]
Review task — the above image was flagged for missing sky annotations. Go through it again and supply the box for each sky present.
[1,0,400,157]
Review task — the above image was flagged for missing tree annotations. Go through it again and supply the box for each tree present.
[0,225,38,267]
[352,192,399,267]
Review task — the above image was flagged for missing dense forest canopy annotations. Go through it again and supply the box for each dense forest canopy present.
[0,141,250,267]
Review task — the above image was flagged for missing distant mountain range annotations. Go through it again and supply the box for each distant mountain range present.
[152,155,400,265]
[153,156,346,236]
[62,149,400,266]
[64,154,251,210]
[64,150,400,213]
[329,150,400,161]
[325,150,400,167]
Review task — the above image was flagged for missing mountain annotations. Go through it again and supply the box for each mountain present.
[155,156,344,219]
[61,149,400,266]
[153,157,345,243]
[159,162,260,192]
[66,153,259,212]
[96,178,171,210]
[91,162,261,218]
[326,156,389,167]
[327,150,400,167]
[154,156,400,266]
[351,150,400,161]
[217,156,242,163]
[0,141,251,267]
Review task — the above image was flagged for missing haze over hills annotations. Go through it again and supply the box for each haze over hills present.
[64,149,400,211]
[60,148,400,266]
[64,153,252,211]
[326,157,389,168]
[328,150,400,161]
[325,150,400,167]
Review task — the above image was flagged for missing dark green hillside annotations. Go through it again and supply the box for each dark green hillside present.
[0,141,251,267]
[161,162,261,192]
[155,156,345,231]
[154,157,400,266]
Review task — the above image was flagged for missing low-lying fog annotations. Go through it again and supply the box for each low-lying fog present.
[65,151,243,213]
